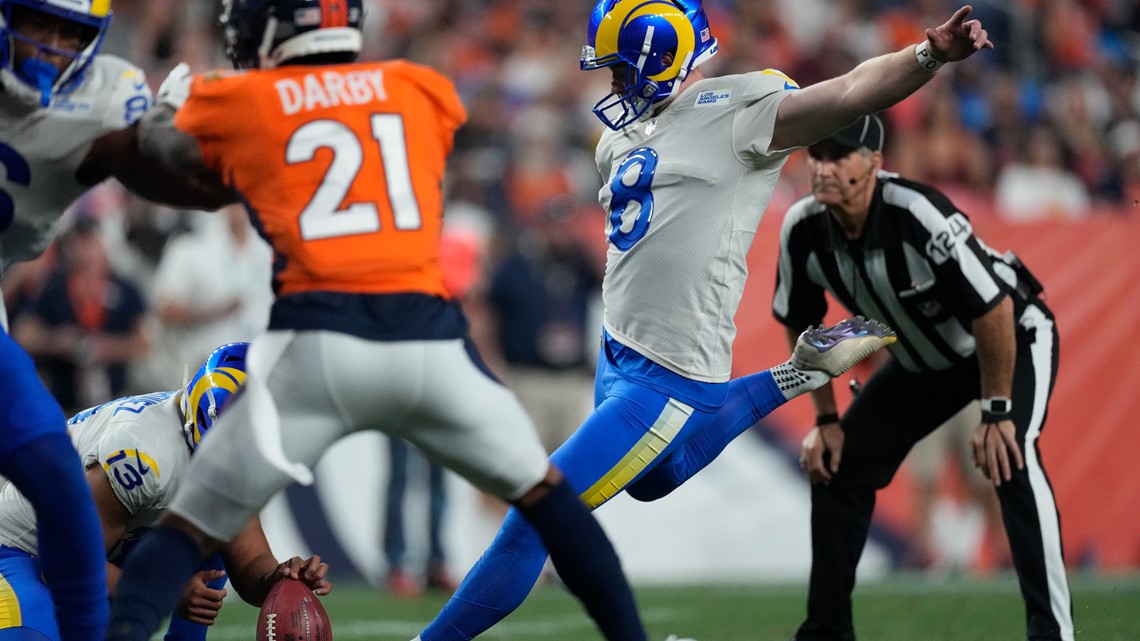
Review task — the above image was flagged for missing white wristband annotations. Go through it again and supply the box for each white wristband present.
[914,42,943,73]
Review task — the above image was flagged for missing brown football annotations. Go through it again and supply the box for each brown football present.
[256,578,331,641]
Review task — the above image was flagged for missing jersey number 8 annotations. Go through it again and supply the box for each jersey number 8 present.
[608,147,659,251]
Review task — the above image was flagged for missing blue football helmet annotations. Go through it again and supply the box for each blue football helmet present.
[0,0,112,107]
[580,0,718,130]
[180,342,250,451]
[220,0,364,70]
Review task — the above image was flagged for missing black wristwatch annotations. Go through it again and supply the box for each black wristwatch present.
[980,396,1012,423]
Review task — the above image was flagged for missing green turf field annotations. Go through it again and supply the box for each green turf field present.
[202,573,1140,641]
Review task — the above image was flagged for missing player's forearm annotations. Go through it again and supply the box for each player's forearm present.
[832,44,939,116]
[221,517,282,606]
[972,296,1016,399]
[224,552,282,606]
[773,44,935,150]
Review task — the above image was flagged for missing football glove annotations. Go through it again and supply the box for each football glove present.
[156,62,192,109]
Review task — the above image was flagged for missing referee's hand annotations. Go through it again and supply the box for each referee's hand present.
[971,419,1024,487]
[800,422,844,485]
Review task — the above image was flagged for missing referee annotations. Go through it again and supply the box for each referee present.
[773,115,1073,641]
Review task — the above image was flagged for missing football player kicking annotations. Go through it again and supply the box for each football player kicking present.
[105,2,647,641]
[0,2,234,640]
[411,2,990,641]
[0,343,331,641]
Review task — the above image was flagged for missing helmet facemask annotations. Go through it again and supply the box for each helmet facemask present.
[0,0,111,107]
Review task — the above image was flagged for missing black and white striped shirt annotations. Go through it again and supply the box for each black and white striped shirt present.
[772,172,1038,373]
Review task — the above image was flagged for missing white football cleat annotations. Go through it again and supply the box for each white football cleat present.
[792,316,897,377]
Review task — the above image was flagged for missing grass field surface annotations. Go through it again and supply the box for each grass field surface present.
[200,573,1140,641]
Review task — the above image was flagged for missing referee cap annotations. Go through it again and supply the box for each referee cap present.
[815,114,885,153]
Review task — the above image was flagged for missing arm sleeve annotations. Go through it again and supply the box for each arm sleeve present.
[406,62,468,138]
[95,427,175,516]
[772,207,828,329]
[909,193,1007,321]
[732,70,800,161]
[2,433,109,641]
[173,72,241,176]
[101,64,153,130]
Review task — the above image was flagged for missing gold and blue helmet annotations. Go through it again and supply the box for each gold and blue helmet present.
[580,0,718,130]
[181,342,249,452]
[0,0,112,107]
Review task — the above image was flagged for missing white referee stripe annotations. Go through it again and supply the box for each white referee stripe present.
[1021,304,1074,641]
[887,182,1002,302]
[863,248,950,370]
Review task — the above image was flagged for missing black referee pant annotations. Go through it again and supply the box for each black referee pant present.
[795,301,1074,641]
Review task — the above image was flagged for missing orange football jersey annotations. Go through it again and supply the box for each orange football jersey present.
[174,60,467,299]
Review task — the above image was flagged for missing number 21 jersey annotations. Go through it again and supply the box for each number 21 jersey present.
[174,60,467,299]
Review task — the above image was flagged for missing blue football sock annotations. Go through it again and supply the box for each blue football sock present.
[2,433,108,641]
[517,478,647,641]
[106,526,204,641]
[422,508,547,641]
[628,370,785,501]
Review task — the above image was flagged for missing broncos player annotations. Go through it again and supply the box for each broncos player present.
[0,343,331,641]
[105,2,647,641]
[410,2,992,640]
[0,2,233,640]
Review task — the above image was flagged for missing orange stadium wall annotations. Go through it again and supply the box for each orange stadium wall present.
[733,209,1140,571]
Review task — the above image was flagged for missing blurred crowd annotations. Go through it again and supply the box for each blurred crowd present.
[7,0,1138,459]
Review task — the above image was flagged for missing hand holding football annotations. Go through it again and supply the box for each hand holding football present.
[256,578,332,641]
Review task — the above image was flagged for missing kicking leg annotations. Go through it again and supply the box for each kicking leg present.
[628,317,896,502]
[627,370,784,501]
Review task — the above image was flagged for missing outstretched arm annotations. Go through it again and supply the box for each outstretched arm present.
[77,123,236,211]
[771,5,992,150]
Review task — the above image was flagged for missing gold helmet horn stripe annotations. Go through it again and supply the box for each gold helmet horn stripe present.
[90,1,112,18]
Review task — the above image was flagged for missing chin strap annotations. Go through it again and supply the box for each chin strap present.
[179,362,194,449]
[17,57,58,107]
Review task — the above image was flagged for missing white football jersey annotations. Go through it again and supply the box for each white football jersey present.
[0,391,190,555]
[595,70,797,382]
[0,55,151,272]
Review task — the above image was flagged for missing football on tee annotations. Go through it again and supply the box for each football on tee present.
[256,578,332,641]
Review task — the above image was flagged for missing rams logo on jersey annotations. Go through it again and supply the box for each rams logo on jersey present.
[760,68,800,90]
